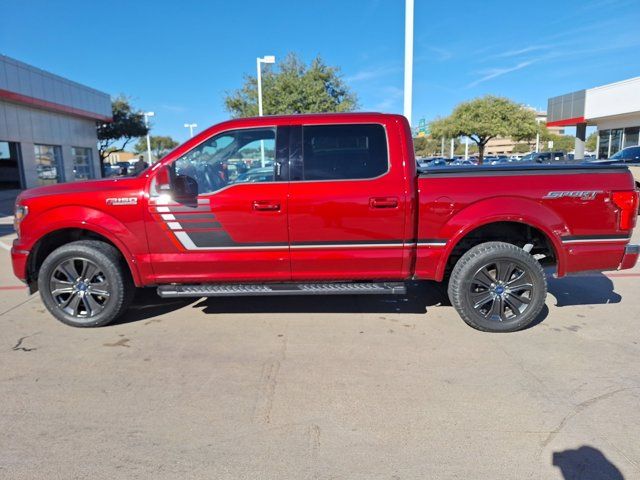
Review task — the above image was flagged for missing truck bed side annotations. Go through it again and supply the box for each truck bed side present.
[415,164,636,280]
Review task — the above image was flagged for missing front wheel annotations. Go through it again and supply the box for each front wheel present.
[38,240,133,327]
[447,241,547,332]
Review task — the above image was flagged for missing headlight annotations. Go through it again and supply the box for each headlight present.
[14,204,28,237]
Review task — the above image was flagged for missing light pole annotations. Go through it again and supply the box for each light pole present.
[257,55,275,167]
[464,137,469,160]
[183,123,198,138]
[403,0,414,125]
[143,111,155,163]
[535,116,542,153]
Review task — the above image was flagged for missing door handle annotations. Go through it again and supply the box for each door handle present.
[369,197,399,209]
[252,200,281,211]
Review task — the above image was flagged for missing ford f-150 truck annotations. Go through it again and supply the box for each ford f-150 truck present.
[11,113,640,332]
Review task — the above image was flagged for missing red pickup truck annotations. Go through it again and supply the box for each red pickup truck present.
[11,113,640,332]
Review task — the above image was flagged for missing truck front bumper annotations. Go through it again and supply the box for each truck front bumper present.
[619,244,640,270]
[11,240,29,283]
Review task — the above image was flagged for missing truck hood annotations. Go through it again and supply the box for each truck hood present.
[18,177,144,202]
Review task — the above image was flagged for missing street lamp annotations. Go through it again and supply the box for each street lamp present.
[143,111,155,163]
[183,123,198,138]
[403,0,414,125]
[257,55,275,167]
[535,115,542,153]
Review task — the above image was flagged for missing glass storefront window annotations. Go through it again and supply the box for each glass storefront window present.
[71,147,93,181]
[610,129,623,157]
[34,144,63,186]
[0,140,22,189]
[623,127,639,148]
[598,130,610,159]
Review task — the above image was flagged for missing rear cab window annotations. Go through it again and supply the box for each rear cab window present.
[300,124,388,181]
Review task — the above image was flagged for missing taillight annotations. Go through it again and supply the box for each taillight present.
[611,190,639,230]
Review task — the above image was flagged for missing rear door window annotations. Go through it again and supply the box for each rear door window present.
[301,124,388,181]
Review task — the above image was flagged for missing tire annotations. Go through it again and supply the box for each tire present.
[447,241,547,332]
[37,240,133,327]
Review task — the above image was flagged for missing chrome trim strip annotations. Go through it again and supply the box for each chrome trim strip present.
[417,242,447,247]
[290,243,400,249]
[561,238,630,244]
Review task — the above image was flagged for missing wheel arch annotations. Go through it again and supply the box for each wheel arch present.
[26,226,142,292]
[435,198,567,281]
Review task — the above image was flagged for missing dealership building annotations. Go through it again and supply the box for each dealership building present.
[547,76,640,159]
[0,54,111,190]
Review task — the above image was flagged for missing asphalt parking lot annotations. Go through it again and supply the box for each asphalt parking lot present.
[1,192,639,479]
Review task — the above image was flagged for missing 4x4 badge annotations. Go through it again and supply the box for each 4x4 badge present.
[106,197,138,206]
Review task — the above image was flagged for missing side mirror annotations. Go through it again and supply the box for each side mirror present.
[173,175,199,198]
[156,165,171,191]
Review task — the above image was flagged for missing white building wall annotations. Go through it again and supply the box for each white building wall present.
[585,77,640,121]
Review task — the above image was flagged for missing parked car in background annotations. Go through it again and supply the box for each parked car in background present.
[488,157,511,165]
[115,161,132,175]
[451,159,475,166]
[520,151,568,164]
[235,167,274,183]
[592,146,640,188]
[417,156,448,168]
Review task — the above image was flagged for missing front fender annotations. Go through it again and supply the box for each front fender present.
[435,196,569,279]
[21,205,146,285]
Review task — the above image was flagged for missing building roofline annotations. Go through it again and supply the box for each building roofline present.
[0,87,112,122]
[0,53,111,99]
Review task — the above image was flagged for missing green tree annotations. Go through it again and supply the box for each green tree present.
[430,96,538,164]
[96,96,148,170]
[224,53,358,117]
[413,136,441,157]
[512,143,532,154]
[134,135,179,161]
[455,142,479,156]
[540,133,575,152]
[586,132,598,152]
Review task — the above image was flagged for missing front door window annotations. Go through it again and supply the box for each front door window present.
[173,128,277,195]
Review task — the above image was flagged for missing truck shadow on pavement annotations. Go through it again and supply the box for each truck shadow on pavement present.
[553,445,624,479]
[116,273,620,327]
[547,273,622,307]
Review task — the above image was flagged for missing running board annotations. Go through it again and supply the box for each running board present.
[157,282,406,298]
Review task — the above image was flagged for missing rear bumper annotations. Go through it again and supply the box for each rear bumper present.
[619,244,639,270]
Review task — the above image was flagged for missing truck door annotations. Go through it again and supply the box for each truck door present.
[287,122,409,280]
[145,126,291,283]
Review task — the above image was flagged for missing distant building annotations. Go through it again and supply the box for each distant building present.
[547,76,640,159]
[485,111,564,155]
[0,54,110,190]
[104,151,138,165]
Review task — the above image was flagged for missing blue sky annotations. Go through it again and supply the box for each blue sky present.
[1,0,639,142]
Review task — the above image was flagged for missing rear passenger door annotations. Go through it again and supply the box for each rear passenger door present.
[287,123,408,280]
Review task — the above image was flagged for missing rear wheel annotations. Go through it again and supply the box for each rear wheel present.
[447,241,547,332]
[37,240,133,327]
